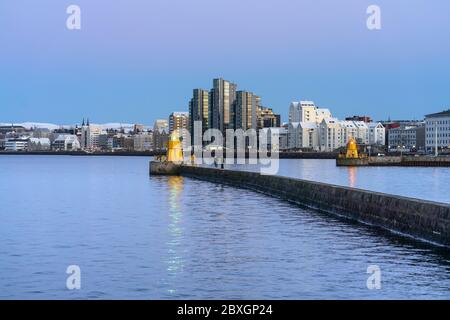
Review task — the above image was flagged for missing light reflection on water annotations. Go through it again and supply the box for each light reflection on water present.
[0,156,448,299]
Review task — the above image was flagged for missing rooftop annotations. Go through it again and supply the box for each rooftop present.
[425,109,450,118]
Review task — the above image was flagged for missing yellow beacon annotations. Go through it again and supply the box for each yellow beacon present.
[345,138,359,159]
[167,133,184,163]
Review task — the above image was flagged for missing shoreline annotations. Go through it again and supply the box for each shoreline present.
[0,151,338,159]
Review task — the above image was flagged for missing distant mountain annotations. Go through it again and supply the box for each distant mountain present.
[0,122,139,131]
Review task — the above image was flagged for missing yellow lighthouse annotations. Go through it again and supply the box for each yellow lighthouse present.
[167,132,184,163]
[345,137,359,159]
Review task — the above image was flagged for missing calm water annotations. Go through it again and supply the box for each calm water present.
[0,155,448,299]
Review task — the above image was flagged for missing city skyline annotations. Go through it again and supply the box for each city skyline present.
[1,0,450,124]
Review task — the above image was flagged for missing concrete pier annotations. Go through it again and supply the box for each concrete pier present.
[337,155,450,167]
[150,162,450,247]
[149,161,181,175]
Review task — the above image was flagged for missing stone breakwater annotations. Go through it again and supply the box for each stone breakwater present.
[149,162,450,247]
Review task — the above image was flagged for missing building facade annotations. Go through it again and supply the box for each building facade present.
[368,122,386,146]
[189,88,210,138]
[256,106,281,129]
[210,78,237,132]
[234,91,257,131]
[425,110,450,153]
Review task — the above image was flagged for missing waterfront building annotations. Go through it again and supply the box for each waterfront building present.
[388,123,425,151]
[169,112,189,150]
[288,122,319,150]
[261,127,288,151]
[210,78,237,133]
[256,105,281,130]
[234,91,257,131]
[169,112,189,134]
[340,121,358,144]
[28,138,51,151]
[353,121,369,145]
[52,134,81,151]
[319,118,343,151]
[289,101,332,124]
[189,88,210,138]
[4,138,29,151]
[134,133,153,151]
[153,120,169,152]
[425,109,450,154]
[368,122,386,146]
[80,119,103,150]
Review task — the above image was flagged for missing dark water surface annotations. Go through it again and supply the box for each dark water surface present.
[0,156,448,299]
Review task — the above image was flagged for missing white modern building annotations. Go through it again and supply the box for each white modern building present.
[289,101,332,124]
[368,122,386,146]
[288,122,318,150]
[52,135,81,151]
[425,110,450,154]
[353,121,369,145]
[5,138,29,151]
[319,118,343,151]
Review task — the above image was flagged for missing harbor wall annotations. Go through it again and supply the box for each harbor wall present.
[177,165,450,247]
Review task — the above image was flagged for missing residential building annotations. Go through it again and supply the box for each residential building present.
[5,138,29,151]
[153,120,169,152]
[210,78,237,132]
[234,91,257,131]
[388,124,425,151]
[353,121,369,145]
[169,112,189,150]
[425,109,450,153]
[189,88,210,139]
[262,127,288,151]
[289,101,332,124]
[288,122,319,150]
[319,118,343,151]
[52,135,81,151]
[134,133,153,151]
[367,122,386,146]
[256,106,281,129]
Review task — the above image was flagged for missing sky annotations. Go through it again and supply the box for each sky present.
[1,0,450,125]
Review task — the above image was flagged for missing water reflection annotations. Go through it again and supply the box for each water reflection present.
[166,176,184,294]
[347,167,357,188]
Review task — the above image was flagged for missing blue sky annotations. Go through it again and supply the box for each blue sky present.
[1,0,449,125]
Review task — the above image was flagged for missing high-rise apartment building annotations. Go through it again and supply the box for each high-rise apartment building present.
[189,89,209,137]
[169,112,189,150]
[210,78,237,132]
[234,91,257,131]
